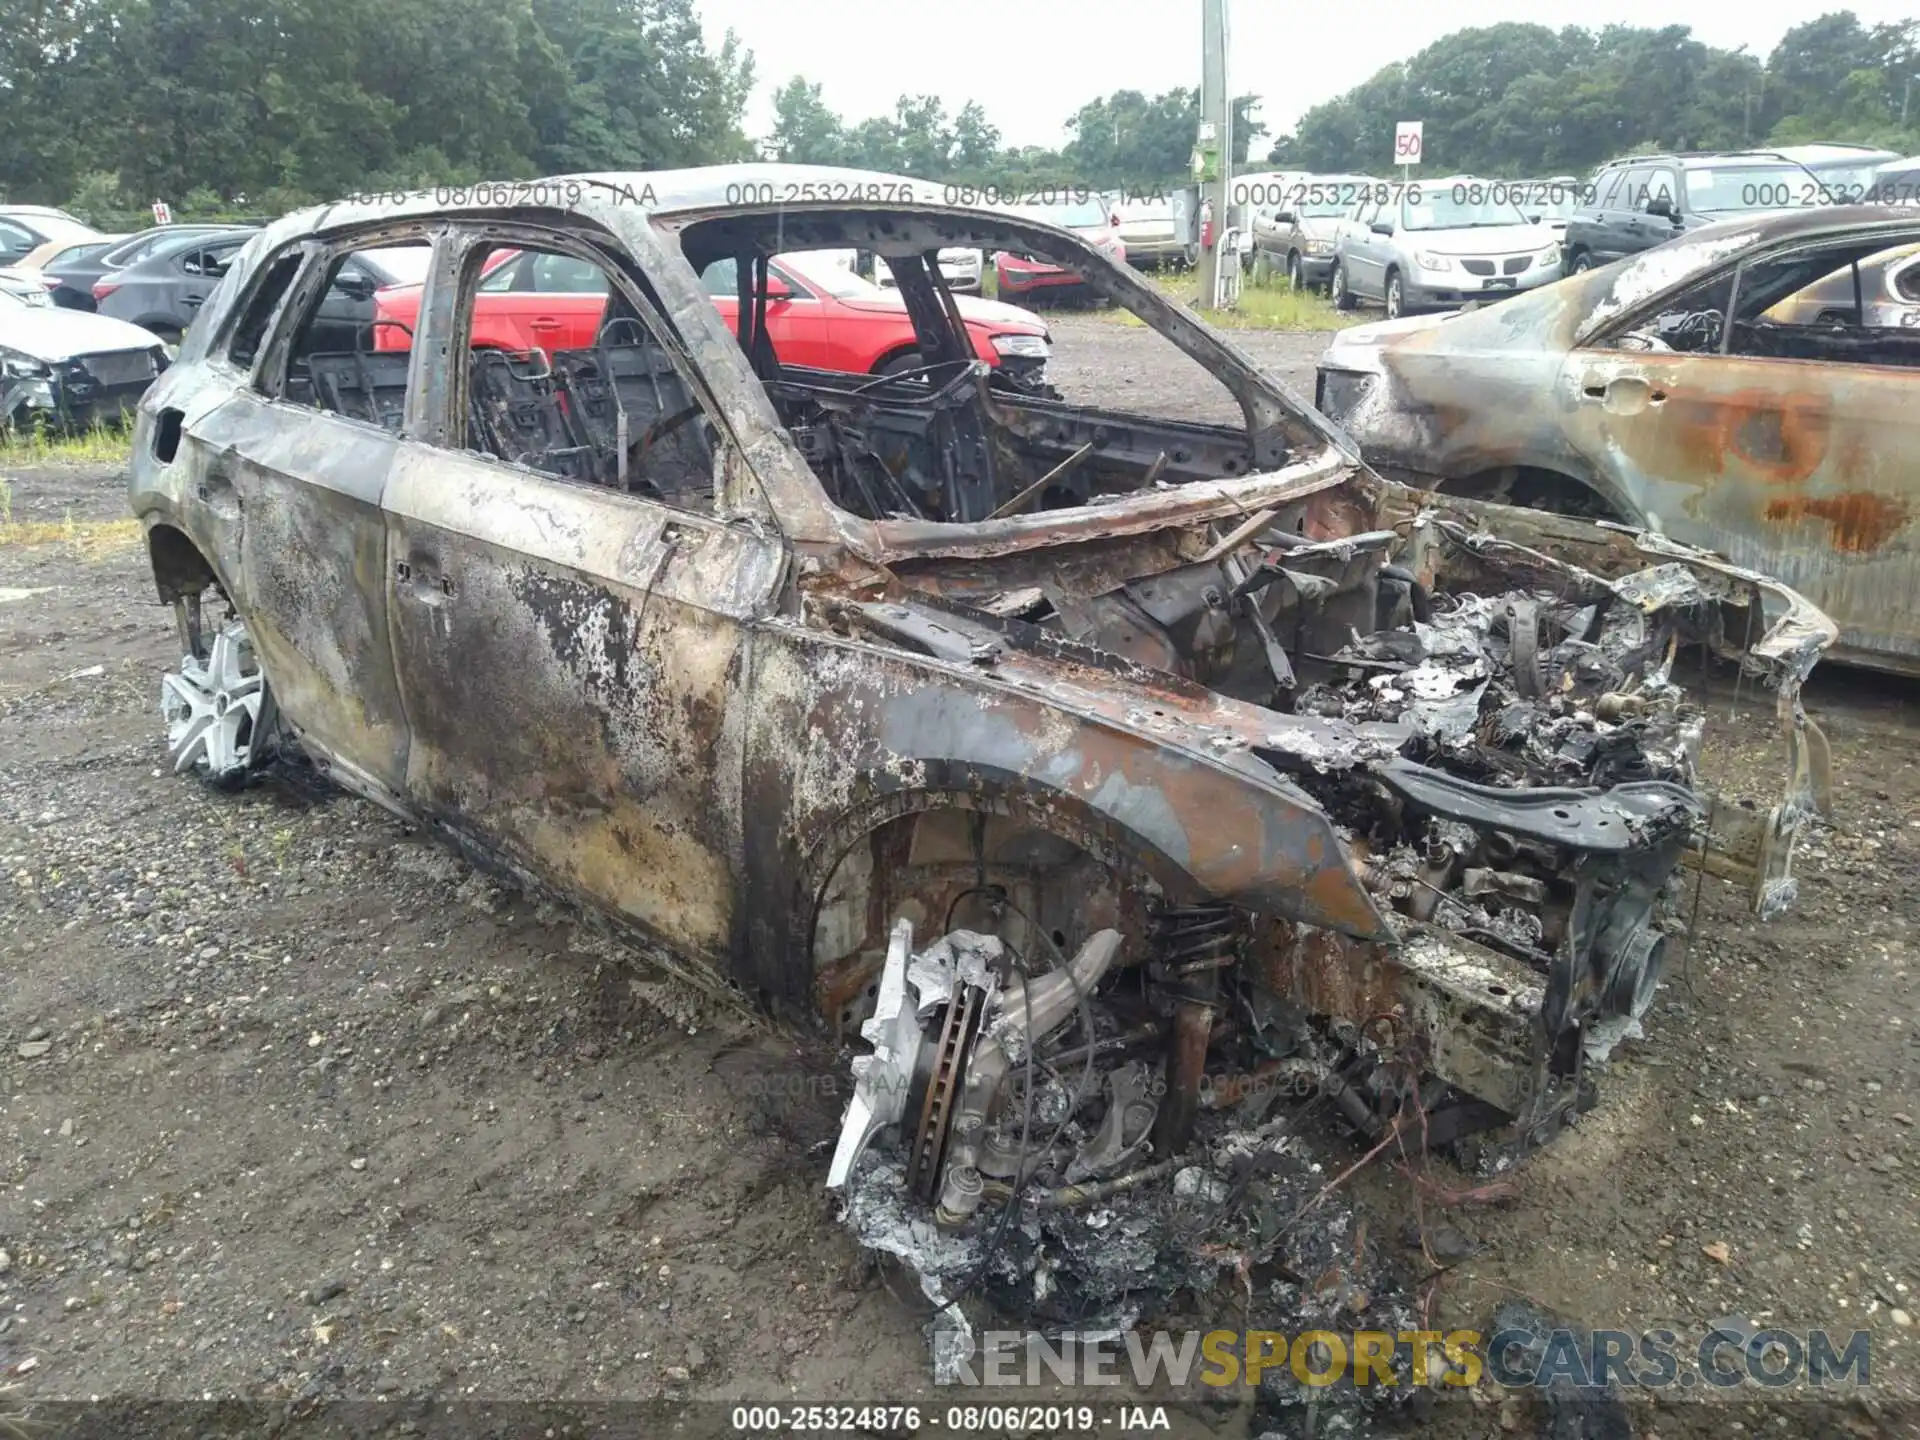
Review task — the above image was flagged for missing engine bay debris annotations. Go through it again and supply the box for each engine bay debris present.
[826,497,1837,1409]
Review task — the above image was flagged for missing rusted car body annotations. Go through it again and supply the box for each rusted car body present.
[1762,239,1920,327]
[1315,206,1920,675]
[131,166,1833,1228]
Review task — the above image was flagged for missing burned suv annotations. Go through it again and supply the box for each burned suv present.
[132,164,1832,1328]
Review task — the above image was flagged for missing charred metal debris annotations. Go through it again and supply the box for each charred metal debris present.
[821,488,1833,1377]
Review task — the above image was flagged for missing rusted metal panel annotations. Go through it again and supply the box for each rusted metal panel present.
[1319,206,1920,674]
[379,444,781,971]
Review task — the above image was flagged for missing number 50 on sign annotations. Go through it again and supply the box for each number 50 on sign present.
[1394,121,1423,165]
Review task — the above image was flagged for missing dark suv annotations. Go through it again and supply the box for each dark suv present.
[1561,148,1892,274]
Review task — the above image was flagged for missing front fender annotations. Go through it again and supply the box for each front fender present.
[735,611,1391,1003]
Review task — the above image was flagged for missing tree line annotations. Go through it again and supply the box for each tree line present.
[1,0,757,225]
[1277,15,1920,176]
[3,4,1915,230]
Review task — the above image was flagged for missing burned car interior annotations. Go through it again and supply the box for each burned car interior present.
[271,234,718,508]
[1614,226,1920,365]
[677,209,1292,524]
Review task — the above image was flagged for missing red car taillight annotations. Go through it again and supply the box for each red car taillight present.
[91,278,120,301]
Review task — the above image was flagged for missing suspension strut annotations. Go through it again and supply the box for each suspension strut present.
[1147,903,1248,1156]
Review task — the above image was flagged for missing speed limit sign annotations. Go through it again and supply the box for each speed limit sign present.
[1394,121,1424,166]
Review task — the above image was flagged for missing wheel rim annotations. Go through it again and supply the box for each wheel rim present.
[1288,256,1301,291]
[1573,254,1591,273]
[1387,279,1401,317]
[1332,264,1343,297]
[160,620,265,778]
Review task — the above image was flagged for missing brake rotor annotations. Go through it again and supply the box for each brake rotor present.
[904,984,983,1205]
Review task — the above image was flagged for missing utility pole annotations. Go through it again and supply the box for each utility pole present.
[1196,0,1232,309]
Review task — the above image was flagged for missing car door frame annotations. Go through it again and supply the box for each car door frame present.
[1609,166,1657,261]
[381,215,788,970]
[1345,197,1385,297]
[1560,220,1920,672]
[176,237,247,330]
[1638,163,1685,244]
[177,221,443,806]
[1567,164,1621,264]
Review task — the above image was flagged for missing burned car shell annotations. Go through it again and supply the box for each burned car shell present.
[1316,205,1920,675]
[130,164,1834,1156]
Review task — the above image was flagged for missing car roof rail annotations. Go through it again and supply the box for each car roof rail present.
[1780,141,1889,154]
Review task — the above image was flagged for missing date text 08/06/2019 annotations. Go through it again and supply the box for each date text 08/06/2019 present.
[728,1404,1169,1433]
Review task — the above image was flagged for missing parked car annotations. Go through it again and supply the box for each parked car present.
[99,229,426,353]
[1760,240,1920,327]
[1228,169,1307,238]
[1328,179,1562,318]
[1248,173,1375,290]
[0,267,56,308]
[1111,194,1189,269]
[1774,143,1904,199]
[990,196,1127,303]
[94,229,262,348]
[875,245,983,293]
[1558,149,1882,273]
[0,206,103,269]
[1,287,168,432]
[128,167,1829,1268]
[34,237,124,297]
[47,224,252,312]
[371,246,1051,384]
[1315,204,1920,673]
[1509,177,1582,231]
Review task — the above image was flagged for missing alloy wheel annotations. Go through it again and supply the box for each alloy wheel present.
[160,618,272,784]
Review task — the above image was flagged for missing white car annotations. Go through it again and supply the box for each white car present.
[0,266,57,308]
[1,291,168,432]
[1328,179,1563,319]
[874,245,983,293]
[1112,195,1191,268]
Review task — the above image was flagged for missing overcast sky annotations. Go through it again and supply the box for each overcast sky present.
[694,0,1918,151]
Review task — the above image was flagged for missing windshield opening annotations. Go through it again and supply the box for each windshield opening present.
[1401,192,1529,231]
[674,208,1333,534]
[1685,165,1810,213]
[1007,200,1109,230]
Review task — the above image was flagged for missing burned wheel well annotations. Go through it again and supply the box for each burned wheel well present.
[798,788,1196,1035]
[146,523,219,604]
[1440,465,1634,526]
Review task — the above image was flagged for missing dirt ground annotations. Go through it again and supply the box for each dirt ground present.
[0,320,1915,1438]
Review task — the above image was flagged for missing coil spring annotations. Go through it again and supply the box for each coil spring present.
[1148,902,1247,978]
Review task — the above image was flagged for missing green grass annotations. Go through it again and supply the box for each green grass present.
[0,465,140,559]
[0,421,134,466]
[1098,267,1367,332]
[0,510,142,558]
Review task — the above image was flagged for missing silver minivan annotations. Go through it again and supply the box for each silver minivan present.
[1329,178,1562,318]
[1248,174,1376,291]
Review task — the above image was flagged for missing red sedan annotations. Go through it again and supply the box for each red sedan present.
[992,198,1128,303]
[372,249,1052,378]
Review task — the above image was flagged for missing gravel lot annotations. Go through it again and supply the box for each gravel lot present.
[1,320,1915,1436]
